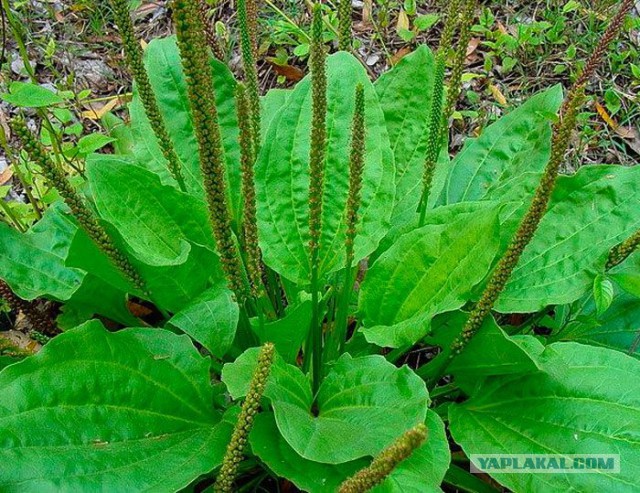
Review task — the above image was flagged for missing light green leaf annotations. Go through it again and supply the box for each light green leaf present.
[250,296,312,363]
[87,154,215,266]
[0,204,84,301]
[0,321,233,492]
[449,342,640,492]
[374,45,447,225]
[169,281,238,358]
[1,82,64,107]
[256,52,395,284]
[260,88,290,140]
[249,409,449,493]
[131,36,242,224]
[448,318,543,393]
[249,413,365,493]
[444,85,563,208]
[497,165,640,312]
[77,133,116,155]
[223,350,428,464]
[360,205,500,348]
[593,273,614,316]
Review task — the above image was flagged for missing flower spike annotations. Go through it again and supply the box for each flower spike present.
[214,343,275,493]
[338,424,428,493]
[110,0,185,190]
[173,0,247,300]
[236,83,263,296]
[10,118,145,293]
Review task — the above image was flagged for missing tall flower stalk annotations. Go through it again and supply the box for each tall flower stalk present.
[214,343,275,493]
[442,0,476,125]
[328,83,366,362]
[110,0,185,191]
[197,0,226,61]
[303,3,328,392]
[338,0,352,51]
[338,424,428,493]
[449,0,635,357]
[10,118,145,294]
[173,0,247,301]
[418,0,463,226]
[236,83,263,297]
[237,0,261,156]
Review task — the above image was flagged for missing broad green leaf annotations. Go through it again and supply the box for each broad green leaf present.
[374,45,448,224]
[0,204,84,301]
[250,413,365,493]
[496,165,640,312]
[418,311,544,389]
[1,81,64,107]
[87,154,215,267]
[169,281,238,358]
[57,274,138,329]
[102,112,135,154]
[372,409,450,493]
[610,249,640,298]
[551,288,640,358]
[256,52,395,284]
[448,319,543,393]
[443,85,563,206]
[249,409,449,493]
[593,273,614,315]
[223,350,428,464]
[360,205,500,348]
[250,296,312,363]
[130,37,242,224]
[0,321,233,492]
[76,133,116,155]
[260,88,290,140]
[449,342,640,492]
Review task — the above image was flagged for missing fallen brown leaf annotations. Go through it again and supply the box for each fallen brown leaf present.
[267,60,305,82]
[390,47,412,66]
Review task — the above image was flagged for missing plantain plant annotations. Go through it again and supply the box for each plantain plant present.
[0,0,639,492]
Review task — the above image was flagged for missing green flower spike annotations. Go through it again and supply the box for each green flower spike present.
[110,0,185,191]
[10,118,145,293]
[173,0,247,301]
[442,0,476,124]
[450,0,635,356]
[418,0,463,226]
[236,83,263,297]
[214,342,275,493]
[237,0,261,155]
[607,229,640,269]
[338,0,352,51]
[304,3,329,389]
[338,424,428,493]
